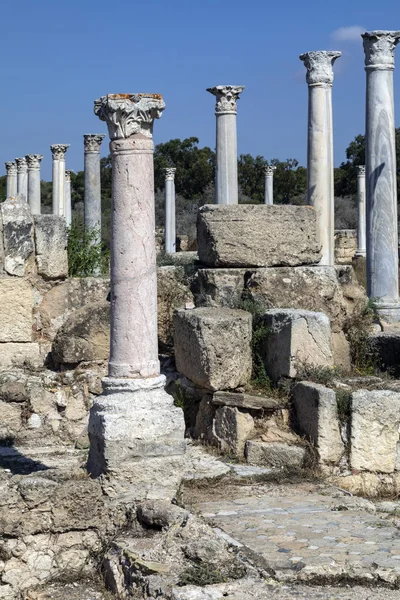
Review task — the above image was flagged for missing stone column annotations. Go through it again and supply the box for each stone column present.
[363,31,400,322]
[300,51,341,266]
[65,170,73,227]
[84,134,105,244]
[88,93,185,495]
[207,85,244,205]
[264,166,276,205]
[164,167,176,254]
[50,144,70,217]
[26,154,43,214]
[15,157,28,200]
[5,162,17,197]
[355,166,366,257]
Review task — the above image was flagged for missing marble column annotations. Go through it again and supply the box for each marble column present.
[355,166,366,257]
[26,154,43,214]
[264,166,276,205]
[164,167,176,254]
[207,85,244,205]
[84,134,105,244]
[50,144,70,217]
[65,170,73,227]
[5,162,17,197]
[88,93,185,492]
[300,51,341,266]
[15,157,28,200]
[363,31,400,322]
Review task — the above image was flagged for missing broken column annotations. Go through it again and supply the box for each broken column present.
[355,165,366,257]
[164,167,176,254]
[300,51,341,265]
[84,134,105,245]
[88,93,185,496]
[65,170,73,227]
[363,30,400,322]
[264,165,276,205]
[207,85,244,205]
[5,161,17,197]
[26,154,43,215]
[15,157,28,200]
[50,144,70,217]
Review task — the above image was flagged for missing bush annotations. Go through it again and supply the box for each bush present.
[67,217,110,277]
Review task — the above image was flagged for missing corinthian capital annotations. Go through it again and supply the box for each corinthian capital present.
[265,166,276,176]
[362,31,400,70]
[25,154,43,170]
[94,93,165,140]
[50,144,70,160]
[206,85,245,114]
[357,165,366,176]
[165,167,176,181]
[84,134,105,153]
[299,51,341,86]
[5,161,17,175]
[65,170,74,182]
[15,157,27,172]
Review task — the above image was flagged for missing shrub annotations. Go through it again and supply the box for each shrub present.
[67,217,109,277]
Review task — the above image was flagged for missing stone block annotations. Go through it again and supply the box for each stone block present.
[0,279,33,342]
[213,406,254,457]
[157,266,194,348]
[261,309,333,382]
[331,331,351,370]
[350,390,400,473]
[0,400,22,438]
[193,394,215,442]
[334,229,357,265]
[197,204,321,268]
[192,268,247,308]
[292,382,344,465]
[0,343,42,369]
[245,440,306,468]
[34,215,68,279]
[0,195,34,276]
[212,390,285,410]
[173,307,252,391]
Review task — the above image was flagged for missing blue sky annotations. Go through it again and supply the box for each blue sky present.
[2,0,399,179]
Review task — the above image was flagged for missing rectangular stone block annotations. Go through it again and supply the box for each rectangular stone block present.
[197,204,321,268]
[292,381,344,465]
[1,195,34,276]
[0,279,33,342]
[213,406,254,457]
[173,307,252,391]
[245,440,306,468]
[34,215,68,279]
[350,390,400,473]
[0,343,42,369]
[261,309,333,382]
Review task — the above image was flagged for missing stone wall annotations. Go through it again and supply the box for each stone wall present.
[334,229,357,265]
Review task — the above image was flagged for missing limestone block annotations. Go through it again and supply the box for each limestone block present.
[34,215,68,279]
[245,440,306,468]
[197,204,321,268]
[173,307,252,391]
[192,268,247,308]
[193,394,215,442]
[292,382,344,465]
[331,331,351,370]
[157,266,194,348]
[0,400,22,438]
[0,279,33,342]
[350,390,400,473]
[0,195,34,276]
[213,406,254,457]
[261,309,333,382]
[0,343,42,369]
[396,443,400,471]
[212,390,285,410]
[334,229,357,265]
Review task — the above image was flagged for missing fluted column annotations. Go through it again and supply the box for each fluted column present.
[65,170,73,227]
[164,167,176,254]
[88,93,185,488]
[300,51,341,266]
[207,85,244,205]
[26,154,43,214]
[5,162,17,198]
[355,166,366,257]
[15,158,28,200]
[84,134,105,245]
[50,144,70,217]
[363,31,400,322]
[264,165,276,205]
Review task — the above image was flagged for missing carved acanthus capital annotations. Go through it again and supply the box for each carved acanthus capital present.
[357,165,366,176]
[5,161,17,175]
[50,144,70,160]
[299,51,341,86]
[206,85,245,114]
[84,134,105,153]
[65,170,74,182]
[25,154,43,170]
[15,157,27,172]
[164,167,176,181]
[94,93,165,140]
[362,31,400,70]
[265,165,276,177]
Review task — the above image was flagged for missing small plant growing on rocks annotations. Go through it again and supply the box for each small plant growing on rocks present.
[67,218,109,277]
[343,298,378,375]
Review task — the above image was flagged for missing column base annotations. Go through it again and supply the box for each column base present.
[374,302,400,324]
[87,375,186,499]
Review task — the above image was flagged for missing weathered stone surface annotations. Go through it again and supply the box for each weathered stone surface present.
[34,215,68,279]
[0,400,21,438]
[0,279,33,342]
[350,390,400,473]
[197,205,321,268]
[52,301,110,365]
[213,406,254,457]
[331,331,351,370]
[292,382,344,465]
[245,440,306,468]
[261,309,333,382]
[212,390,285,410]
[0,195,34,276]
[0,343,42,369]
[157,266,194,348]
[192,268,246,308]
[174,307,252,391]
[369,331,400,377]
[334,229,357,265]
[193,394,215,442]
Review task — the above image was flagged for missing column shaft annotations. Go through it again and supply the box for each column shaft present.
[26,155,43,215]
[355,167,366,256]
[51,145,70,217]
[215,113,238,204]
[52,159,60,215]
[84,134,104,245]
[5,163,17,197]
[16,158,28,200]
[264,167,276,205]
[65,171,72,226]
[164,168,176,254]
